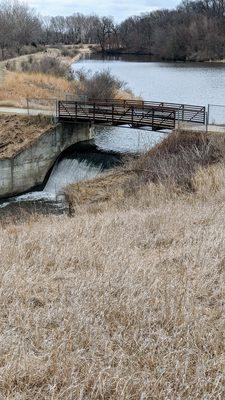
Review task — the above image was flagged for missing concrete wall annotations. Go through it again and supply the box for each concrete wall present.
[0,122,93,199]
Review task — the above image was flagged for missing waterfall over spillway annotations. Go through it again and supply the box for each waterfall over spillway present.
[0,158,103,211]
[44,158,103,195]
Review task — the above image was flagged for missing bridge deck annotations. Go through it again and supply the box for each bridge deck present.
[58,100,206,131]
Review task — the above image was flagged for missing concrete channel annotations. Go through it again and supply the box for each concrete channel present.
[0,121,94,199]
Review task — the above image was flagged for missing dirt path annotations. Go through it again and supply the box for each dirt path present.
[0,44,97,107]
[0,50,47,88]
[0,44,95,70]
[0,44,95,89]
[0,106,53,117]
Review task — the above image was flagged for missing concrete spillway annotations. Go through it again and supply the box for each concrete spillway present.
[0,122,94,199]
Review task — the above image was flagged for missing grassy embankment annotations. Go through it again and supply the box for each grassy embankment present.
[0,44,98,108]
[1,130,225,398]
[0,43,132,110]
[0,114,54,158]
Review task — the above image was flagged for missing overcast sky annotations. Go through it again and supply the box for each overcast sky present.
[26,0,181,21]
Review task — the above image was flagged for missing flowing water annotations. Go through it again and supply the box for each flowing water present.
[2,54,225,218]
[0,144,122,219]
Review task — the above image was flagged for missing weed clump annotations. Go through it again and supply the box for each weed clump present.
[7,56,73,79]
[75,69,130,100]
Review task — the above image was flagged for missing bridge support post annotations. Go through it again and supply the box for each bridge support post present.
[152,108,155,130]
[75,102,78,119]
[93,103,96,123]
[131,106,134,126]
[112,105,114,125]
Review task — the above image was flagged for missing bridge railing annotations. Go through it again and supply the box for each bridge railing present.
[58,100,176,130]
[72,99,206,125]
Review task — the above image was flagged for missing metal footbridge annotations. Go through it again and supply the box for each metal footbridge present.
[57,99,206,131]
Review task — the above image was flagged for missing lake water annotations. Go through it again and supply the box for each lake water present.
[2,55,225,217]
[74,54,225,106]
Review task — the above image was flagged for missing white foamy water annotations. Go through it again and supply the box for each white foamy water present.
[0,190,56,209]
[45,158,102,194]
[0,158,102,209]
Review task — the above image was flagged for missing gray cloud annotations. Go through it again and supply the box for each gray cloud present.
[27,0,181,20]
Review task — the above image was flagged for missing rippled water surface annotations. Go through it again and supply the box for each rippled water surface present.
[74,54,225,105]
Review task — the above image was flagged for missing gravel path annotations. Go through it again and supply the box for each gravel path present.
[0,106,53,116]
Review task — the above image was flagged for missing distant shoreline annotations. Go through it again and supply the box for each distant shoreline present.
[2,46,224,68]
[100,49,225,64]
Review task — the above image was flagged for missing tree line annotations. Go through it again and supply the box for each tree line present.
[0,0,225,62]
[118,0,225,61]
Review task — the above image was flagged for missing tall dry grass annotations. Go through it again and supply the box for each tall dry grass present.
[0,71,73,107]
[1,132,225,398]
[65,130,225,213]
[0,45,133,109]
[0,70,132,109]
[1,166,225,398]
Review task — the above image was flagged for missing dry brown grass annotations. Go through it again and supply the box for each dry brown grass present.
[2,131,225,398]
[0,114,54,158]
[1,162,225,398]
[65,130,225,213]
[0,44,96,108]
[0,71,74,108]
[116,88,140,100]
[0,44,132,110]
[0,70,131,109]
[64,170,135,211]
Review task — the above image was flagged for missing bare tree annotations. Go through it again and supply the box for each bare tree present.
[96,17,115,51]
[0,0,42,59]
